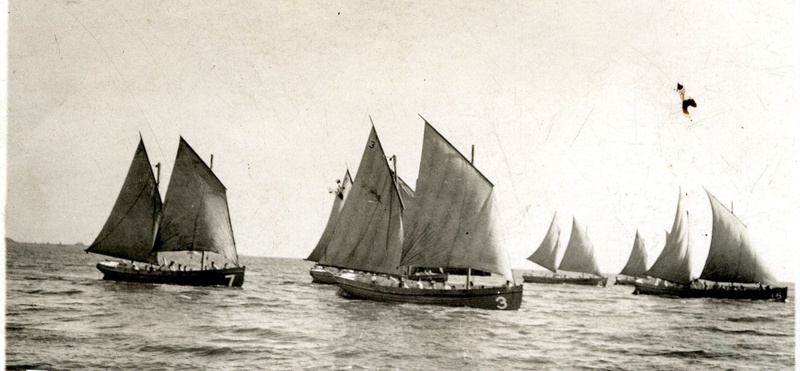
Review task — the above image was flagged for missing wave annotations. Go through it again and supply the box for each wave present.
[726,315,777,323]
[21,288,84,296]
[651,349,717,359]
[701,326,789,337]
[138,344,258,357]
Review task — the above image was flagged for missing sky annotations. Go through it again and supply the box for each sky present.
[5,1,799,282]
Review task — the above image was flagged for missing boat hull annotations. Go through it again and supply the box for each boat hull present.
[96,263,245,287]
[310,267,338,284]
[522,273,608,287]
[633,282,787,302]
[335,276,523,310]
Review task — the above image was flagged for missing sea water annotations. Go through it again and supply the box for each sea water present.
[5,243,795,370]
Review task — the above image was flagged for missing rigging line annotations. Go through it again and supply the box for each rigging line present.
[570,108,594,147]
[50,0,167,161]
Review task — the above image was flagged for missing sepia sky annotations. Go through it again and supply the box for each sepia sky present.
[5,1,798,281]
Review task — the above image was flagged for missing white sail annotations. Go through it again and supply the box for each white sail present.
[700,191,777,284]
[645,189,694,284]
[526,212,563,272]
[401,122,514,280]
[87,138,161,264]
[618,230,649,277]
[153,137,239,266]
[318,126,405,276]
[558,217,603,276]
[306,169,353,262]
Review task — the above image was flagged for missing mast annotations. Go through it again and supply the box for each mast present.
[466,145,475,289]
[200,154,211,270]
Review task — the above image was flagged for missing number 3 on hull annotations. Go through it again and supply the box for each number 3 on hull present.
[495,296,508,310]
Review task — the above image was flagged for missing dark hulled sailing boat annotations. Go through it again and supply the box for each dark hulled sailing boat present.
[306,169,354,284]
[87,137,245,287]
[633,189,787,301]
[334,119,523,310]
[317,125,407,279]
[523,215,608,286]
[614,230,650,286]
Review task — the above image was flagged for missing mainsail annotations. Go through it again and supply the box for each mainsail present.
[401,122,513,280]
[153,137,239,266]
[699,191,777,284]
[527,212,563,272]
[86,138,161,264]
[645,189,693,284]
[306,169,353,262]
[619,230,649,277]
[318,126,405,276]
[558,217,603,276]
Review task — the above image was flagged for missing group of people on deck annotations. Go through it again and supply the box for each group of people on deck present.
[365,273,455,289]
[653,278,771,291]
[121,258,228,273]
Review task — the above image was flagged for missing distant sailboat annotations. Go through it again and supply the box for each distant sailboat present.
[523,215,608,286]
[88,137,245,287]
[335,119,523,310]
[633,189,787,301]
[306,169,354,284]
[614,230,650,286]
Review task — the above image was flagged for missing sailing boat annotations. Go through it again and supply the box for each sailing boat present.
[306,169,354,284]
[633,189,787,301]
[334,119,523,310]
[317,124,407,281]
[87,137,245,287]
[523,215,608,286]
[614,230,650,286]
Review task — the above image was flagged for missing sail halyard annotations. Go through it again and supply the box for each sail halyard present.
[644,189,694,284]
[619,230,649,277]
[557,217,603,276]
[152,137,239,266]
[699,190,777,284]
[527,212,564,273]
[306,170,354,262]
[317,126,405,276]
[87,138,162,264]
[401,122,514,280]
